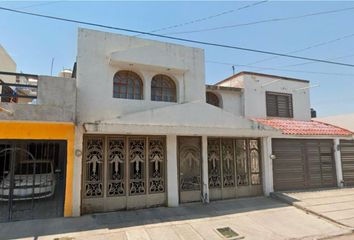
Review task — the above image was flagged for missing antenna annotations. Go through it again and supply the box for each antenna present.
[50,57,54,76]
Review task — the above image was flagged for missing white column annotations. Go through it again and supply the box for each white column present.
[262,137,274,196]
[334,138,344,187]
[166,135,179,207]
[201,135,209,203]
[72,125,84,216]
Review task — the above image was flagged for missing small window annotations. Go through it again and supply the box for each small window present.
[206,92,220,107]
[151,75,176,102]
[266,91,293,118]
[113,71,143,100]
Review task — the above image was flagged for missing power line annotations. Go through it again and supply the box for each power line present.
[246,32,354,65]
[164,6,354,35]
[144,1,267,35]
[1,6,354,68]
[281,53,354,68]
[206,60,354,77]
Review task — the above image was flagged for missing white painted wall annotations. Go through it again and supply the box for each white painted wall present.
[76,28,205,123]
[218,74,311,121]
[207,89,243,117]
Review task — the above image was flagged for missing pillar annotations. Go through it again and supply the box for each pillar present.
[72,125,84,216]
[166,135,179,207]
[201,135,209,203]
[334,138,344,187]
[262,137,274,195]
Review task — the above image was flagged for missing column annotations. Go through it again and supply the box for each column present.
[201,135,210,203]
[166,135,179,207]
[72,125,84,217]
[262,137,274,196]
[334,138,344,187]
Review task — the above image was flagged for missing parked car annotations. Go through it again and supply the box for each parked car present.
[0,160,56,201]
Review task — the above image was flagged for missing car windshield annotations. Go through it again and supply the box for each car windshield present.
[15,162,52,174]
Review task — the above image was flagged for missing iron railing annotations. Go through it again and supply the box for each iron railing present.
[0,71,38,103]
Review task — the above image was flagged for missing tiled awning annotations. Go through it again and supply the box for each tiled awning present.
[253,118,353,136]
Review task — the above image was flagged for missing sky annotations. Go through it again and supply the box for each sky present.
[0,1,353,117]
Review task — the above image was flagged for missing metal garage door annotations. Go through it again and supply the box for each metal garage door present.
[340,140,354,186]
[273,139,337,191]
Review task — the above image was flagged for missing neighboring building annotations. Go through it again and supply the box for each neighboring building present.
[0,45,16,103]
[0,28,353,222]
[317,113,354,186]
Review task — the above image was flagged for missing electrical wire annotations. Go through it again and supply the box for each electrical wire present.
[246,33,354,65]
[143,1,267,35]
[1,6,354,68]
[163,6,354,35]
[206,60,354,77]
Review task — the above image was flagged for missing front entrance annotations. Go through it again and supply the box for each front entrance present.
[0,140,67,222]
[81,135,166,214]
[208,138,262,200]
[273,139,337,191]
[340,140,354,186]
[178,136,202,203]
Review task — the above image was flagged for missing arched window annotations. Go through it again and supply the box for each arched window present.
[206,92,220,107]
[113,71,143,100]
[151,74,176,102]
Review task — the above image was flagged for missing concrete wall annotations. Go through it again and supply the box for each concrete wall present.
[76,28,205,123]
[317,113,354,132]
[207,89,243,117]
[218,74,311,121]
[0,45,17,96]
[0,76,76,122]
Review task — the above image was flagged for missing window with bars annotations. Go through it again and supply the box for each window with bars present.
[206,92,220,107]
[266,91,293,118]
[113,71,143,100]
[151,74,176,102]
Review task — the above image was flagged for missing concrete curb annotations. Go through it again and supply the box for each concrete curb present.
[270,192,353,229]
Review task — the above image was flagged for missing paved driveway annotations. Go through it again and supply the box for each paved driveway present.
[0,197,351,240]
[272,188,354,228]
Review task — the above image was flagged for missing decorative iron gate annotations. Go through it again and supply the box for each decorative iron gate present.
[82,135,166,214]
[0,140,67,222]
[208,138,262,200]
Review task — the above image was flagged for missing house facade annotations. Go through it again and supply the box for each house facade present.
[0,28,353,222]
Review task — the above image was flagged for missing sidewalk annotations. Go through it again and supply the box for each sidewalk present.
[0,197,351,240]
[272,187,354,228]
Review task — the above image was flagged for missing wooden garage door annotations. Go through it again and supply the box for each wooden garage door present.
[340,140,354,186]
[273,139,337,191]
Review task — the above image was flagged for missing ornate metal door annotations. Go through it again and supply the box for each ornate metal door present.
[178,137,202,203]
[82,135,166,214]
[0,140,66,222]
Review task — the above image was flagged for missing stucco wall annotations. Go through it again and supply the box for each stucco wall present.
[76,28,205,123]
[0,45,17,96]
[0,76,76,122]
[207,89,243,117]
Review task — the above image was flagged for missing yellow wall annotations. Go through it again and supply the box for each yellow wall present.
[0,121,75,217]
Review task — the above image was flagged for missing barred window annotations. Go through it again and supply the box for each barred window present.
[151,74,176,102]
[206,92,220,107]
[266,91,293,118]
[113,71,143,100]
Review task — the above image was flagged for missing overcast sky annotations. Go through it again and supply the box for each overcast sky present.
[1,1,353,117]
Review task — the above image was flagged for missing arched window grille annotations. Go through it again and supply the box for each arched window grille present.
[113,71,143,100]
[151,74,176,102]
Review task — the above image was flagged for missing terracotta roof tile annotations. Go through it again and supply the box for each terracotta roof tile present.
[253,118,353,136]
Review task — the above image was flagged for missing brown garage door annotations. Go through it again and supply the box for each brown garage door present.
[340,140,354,186]
[273,139,337,191]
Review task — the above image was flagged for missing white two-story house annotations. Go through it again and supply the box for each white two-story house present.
[70,28,353,216]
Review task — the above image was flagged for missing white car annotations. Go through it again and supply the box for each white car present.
[0,160,56,201]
